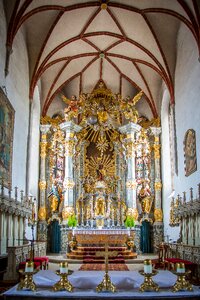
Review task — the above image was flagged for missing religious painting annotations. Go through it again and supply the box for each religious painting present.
[184,129,197,177]
[0,88,15,187]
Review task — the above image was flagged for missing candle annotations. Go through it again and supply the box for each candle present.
[60,262,68,274]
[176,262,185,273]
[25,261,34,273]
[144,259,152,274]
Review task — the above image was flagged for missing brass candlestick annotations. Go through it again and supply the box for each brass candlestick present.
[171,271,193,292]
[96,270,116,293]
[53,268,73,292]
[139,270,159,292]
[17,269,38,291]
[96,243,117,292]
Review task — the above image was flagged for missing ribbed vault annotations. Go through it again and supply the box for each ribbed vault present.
[3,0,200,118]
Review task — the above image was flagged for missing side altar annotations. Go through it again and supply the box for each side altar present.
[38,81,163,255]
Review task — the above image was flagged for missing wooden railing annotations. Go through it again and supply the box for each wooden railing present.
[168,242,200,277]
[4,242,46,281]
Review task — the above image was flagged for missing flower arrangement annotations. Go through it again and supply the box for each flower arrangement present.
[124,215,135,228]
[67,215,77,228]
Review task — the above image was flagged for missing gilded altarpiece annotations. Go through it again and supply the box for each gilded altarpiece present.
[39,81,163,253]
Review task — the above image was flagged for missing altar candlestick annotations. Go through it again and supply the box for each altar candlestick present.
[60,262,68,274]
[8,183,12,199]
[20,190,24,202]
[25,261,34,273]
[190,187,193,202]
[198,183,200,201]
[32,200,36,222]
[183,191,186,204]
[176,262,185,273]
[1,178,4,197]
[15,186,18,201]
[144,259,152,274]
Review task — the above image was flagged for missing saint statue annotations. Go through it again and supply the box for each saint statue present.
[95,198,105,216]
[96,157,106,181]
[48,179,63,213]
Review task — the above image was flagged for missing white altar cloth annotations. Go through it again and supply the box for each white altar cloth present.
[4,270,200,299]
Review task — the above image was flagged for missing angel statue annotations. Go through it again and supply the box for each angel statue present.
[62,95,80,121]
[120,90,143,123]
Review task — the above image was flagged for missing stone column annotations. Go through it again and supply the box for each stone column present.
[38,124,51,241]
[119,122,141,223]
[60,121,82,225]
[150,127,164,249]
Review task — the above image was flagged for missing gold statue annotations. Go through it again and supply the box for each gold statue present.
[48,179,63,213]
[141,196,152,214]
[95,198,105,216]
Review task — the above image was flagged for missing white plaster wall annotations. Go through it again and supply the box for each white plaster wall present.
[160,23,200,243]
[0,2,6,86]
[28,86,40,198]
[0,4,30,196]
[161,89,180,242]
[174,23,200,200]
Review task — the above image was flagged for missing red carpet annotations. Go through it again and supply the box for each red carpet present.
[79,263,129,271]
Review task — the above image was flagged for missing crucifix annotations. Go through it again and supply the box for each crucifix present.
[96,243,118,292]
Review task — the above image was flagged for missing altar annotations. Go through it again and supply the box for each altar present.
[73,228,130,246]
[39,81,164,254]
[4,270,200,299]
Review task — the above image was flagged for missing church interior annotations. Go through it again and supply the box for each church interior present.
[0,0,200,299]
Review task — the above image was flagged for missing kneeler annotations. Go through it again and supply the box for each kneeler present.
[18,261,41,271]
[26,256,49,270]
[164,257,197,278]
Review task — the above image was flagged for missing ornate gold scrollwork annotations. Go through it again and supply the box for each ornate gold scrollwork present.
[125,141,136,158]
[41,134,47,140]
[63,179,75,190]
[153,144,161,159]
[126,207,138,221]
[154,208,163,222]
[39,180,46,190]
[126,180,137,190]
[154,182,162,191]
[38,206,47,221]
[40,142,47,158]
[62,206,74,221]
[65,140,75,157]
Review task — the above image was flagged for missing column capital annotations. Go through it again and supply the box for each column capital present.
[60,121,82,134]
[150,126,161,137]
[119,122,141,135]
[40,124,51,134]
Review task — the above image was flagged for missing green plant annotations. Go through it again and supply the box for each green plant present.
[124,215,135,228]
[67,215,77,228]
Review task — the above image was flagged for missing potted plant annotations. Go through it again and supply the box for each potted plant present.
[67,215,77,228]
[124,215,135,229]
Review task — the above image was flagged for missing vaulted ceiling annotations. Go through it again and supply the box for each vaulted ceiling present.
[3,0,200,118]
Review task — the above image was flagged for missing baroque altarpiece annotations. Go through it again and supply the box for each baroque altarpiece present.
[37,82,163,253]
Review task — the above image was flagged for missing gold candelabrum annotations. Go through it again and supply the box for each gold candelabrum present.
[96,244,117,292]
[17,262,38,291]
[139,260,159,292]
[53,262,73,292]
[172,263,193,292]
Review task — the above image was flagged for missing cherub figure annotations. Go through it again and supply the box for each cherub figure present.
[62,95,79,121]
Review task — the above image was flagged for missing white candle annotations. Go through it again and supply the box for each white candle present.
[25,262,34,273]
[60,262,68,274]
[176,262,185,273]
[144,259,152,274]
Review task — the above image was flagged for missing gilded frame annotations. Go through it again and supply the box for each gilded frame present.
[184,129,197,177]
[0,88,15,187]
